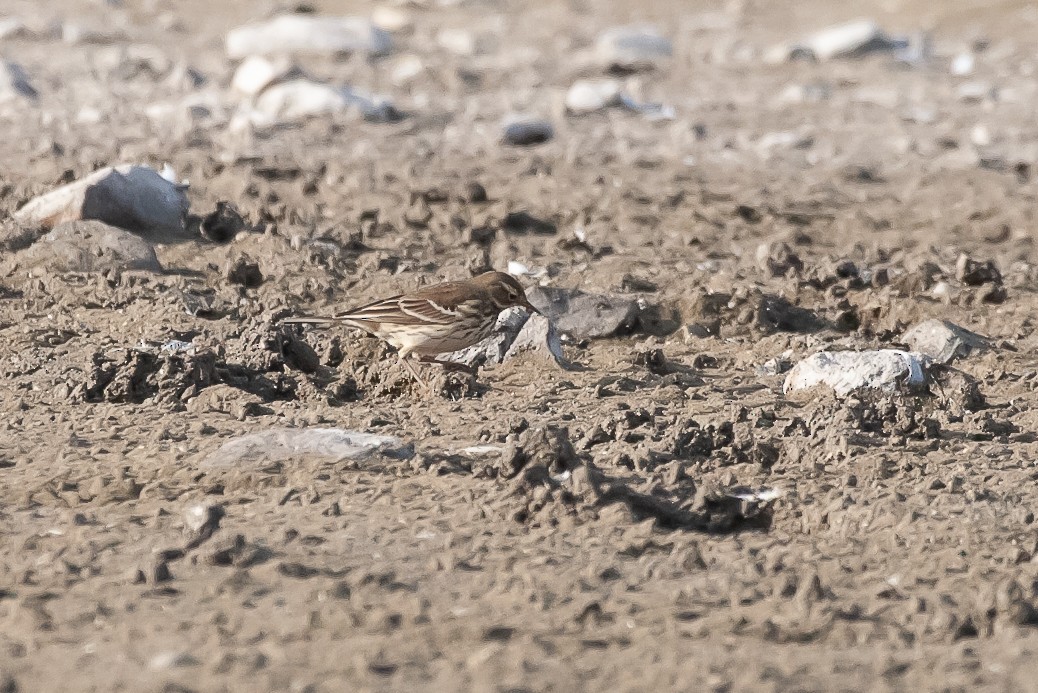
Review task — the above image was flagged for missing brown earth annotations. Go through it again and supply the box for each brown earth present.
[3,0,1038,690]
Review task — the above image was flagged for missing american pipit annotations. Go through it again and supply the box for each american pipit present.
[283,271,540,388]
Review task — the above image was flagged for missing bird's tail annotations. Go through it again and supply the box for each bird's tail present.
[281,315,338,326]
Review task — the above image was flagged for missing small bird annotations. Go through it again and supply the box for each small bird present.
[282,271,540,388]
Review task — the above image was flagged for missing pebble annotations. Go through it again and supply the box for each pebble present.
[0,61,36,101]
[526,286,641,339]
[201,429,415,468]
[371,5,413,33]
[951,52,975,76]
[13,164,191,243]
[565,79,622,114]
[436,28,481,56]
[0,17,26,39]
[11,220,162,274]
[595,25,672,71]
[225,15,392,59]
[783,350,928,397]
[249,80,399,126]
[231,55,291,97]
[765,19,900,63]
[902,319,989,365]
[501,117,554,146]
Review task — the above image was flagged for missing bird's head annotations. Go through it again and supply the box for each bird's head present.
[478,271,541,315]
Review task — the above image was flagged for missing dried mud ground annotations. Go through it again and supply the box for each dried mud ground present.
[4,0,1038,691]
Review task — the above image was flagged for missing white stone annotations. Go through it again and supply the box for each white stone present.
[783,350,928,396]
[372,5,413,32]
[951,52,975,76]
[389,54,424,85]
[225,15,392,59]
[247,80,397,125]
[0,17,27,39]
[766,19,890,63]
[231,55,290,97]
[565,79,622,114]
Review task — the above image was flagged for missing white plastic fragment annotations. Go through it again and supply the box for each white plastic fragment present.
[14,164,191,241]
[783,350,928,396]
[202,428,414,468]
[225,15,392,59]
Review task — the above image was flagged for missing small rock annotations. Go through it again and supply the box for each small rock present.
[436,28,484,56]
[231,55,291,96]
[225,256,263,288]
[201,429,414,469]
[502,210,556,235]
[526,286,641,339]
[504,314,568,368]
[902,319,989,365]
[595,25,672,72]
[446,307,530,368]
[183,503,223,536]
[783,350,928,397]
[249,80,399,125]
[225,15,392,59]
[465,181,488,203]
[955,254,1001,286]
[502,117,554,146]
[565,79,622,114]
[149,651,199,670]
[200,202,246,243]
[951,52,975,76]
[389,54,424,85]
[0,17,26,40]
[0,61,36,101]
[371,5,412,33]
[13,164,191,243]
[766,19,902,63]
[11,220,162,274]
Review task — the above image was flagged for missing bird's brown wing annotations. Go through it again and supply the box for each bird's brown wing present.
[334,291,465,326]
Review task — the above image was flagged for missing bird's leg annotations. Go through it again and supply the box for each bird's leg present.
[418,355,478,376]
[398,352,433,393]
